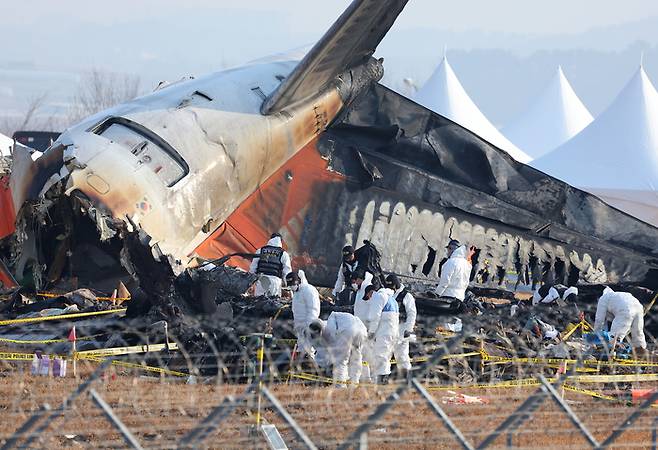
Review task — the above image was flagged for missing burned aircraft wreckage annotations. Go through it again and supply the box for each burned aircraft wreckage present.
[2,0,658,315]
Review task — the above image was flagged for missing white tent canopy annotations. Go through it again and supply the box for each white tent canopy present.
[415,56,531,163]
[533,66,658,227]
[503,66,593,159]
[0,133,13,157]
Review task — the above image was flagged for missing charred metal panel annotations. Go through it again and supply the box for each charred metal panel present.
[197,84,658,290]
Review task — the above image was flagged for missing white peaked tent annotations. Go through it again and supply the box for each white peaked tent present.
[415,56,531,163]
[533,66,658,227]
[0,133,13,157]
[503,66,593,159]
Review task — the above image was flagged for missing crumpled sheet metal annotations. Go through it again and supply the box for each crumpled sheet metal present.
[194,84,658,290]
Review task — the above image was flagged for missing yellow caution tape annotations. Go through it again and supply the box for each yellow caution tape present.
[569,373,658,383]
[0,348,186,377]
[37,292,131,303]
[0,352,38,361]
[426,378,545,391]
[79,355,187,377]
[0,309,126,326]
[0,334,101,345]
[480,349,658,368]
[75,342,178,358]
[562,384,619,402]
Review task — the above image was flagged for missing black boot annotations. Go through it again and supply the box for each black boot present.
[377,374,390,385]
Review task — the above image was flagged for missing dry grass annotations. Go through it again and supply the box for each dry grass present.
[0,359,656,449]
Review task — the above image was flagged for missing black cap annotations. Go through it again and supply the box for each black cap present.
[364,285,378,298]
[385,274,401,289]
[342,245,354,255]
[285,271,300,284]
[270,232,282,239]
[351,268,366,281]
[446,239,460,249]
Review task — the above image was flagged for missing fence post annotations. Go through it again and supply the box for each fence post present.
[337,334,464,450]
[89,389,144,450]
[537,376,598,448]
[0,404,51,450]
[261,386,318,450]
[411,378,474,450]
[599,389,658,449]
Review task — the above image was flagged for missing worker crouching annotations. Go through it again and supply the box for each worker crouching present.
[308,313,368,386]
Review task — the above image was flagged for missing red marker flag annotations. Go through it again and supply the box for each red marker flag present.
[68,326,76,342]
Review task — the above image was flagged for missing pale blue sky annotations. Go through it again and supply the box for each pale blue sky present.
[2,0,658,125]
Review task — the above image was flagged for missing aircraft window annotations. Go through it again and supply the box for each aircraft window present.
[92,117,189,187]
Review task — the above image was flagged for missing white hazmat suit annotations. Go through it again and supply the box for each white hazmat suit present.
[594,287,646,349]
[291,270,321,358]
[434,245,471,301]
[391,285,417,371]
[310,312,367,384]
[352,272,373,381]
[249,236,292,296]
[367,288,399,378]
[353,272,374,327]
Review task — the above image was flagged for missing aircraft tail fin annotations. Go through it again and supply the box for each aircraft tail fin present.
[261,0,408,114]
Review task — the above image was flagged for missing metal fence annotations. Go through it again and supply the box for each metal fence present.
[0,315,656,450]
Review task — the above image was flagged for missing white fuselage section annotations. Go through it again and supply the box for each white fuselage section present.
[42,59,343,267]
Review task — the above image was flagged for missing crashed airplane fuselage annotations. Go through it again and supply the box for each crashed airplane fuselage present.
[6,0,658,292]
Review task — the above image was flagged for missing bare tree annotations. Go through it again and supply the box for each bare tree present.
[0,94,49,136]
[68,68,141,123]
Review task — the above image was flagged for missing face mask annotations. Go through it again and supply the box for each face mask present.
[291,284,299,292]
[351,283,359,290]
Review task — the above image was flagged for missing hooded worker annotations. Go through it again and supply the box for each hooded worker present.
[351,269,374,327]
[286,270,320,359]
[593,287,647,352]
[434,239,473,302]
[249,233,292,297]
[332,245,359,298]
[308,312,368,385]
[385,274,417,379]
[364,284,399,384]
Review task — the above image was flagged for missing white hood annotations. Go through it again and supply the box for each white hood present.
[451,245,469,259]
[267,236,283,248]
[298,269,308,285]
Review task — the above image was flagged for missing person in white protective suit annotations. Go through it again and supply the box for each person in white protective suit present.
[594,287,647,352]
[351,269,374,328]
[308,312,367,385]
[286,270,321,359]
[249,233,292,297]
[532,285,579,306]
[350,269,374,381]
[434,239,474,302]
[364,284,399,384]
[385,274,417,380]
[332,245,359,298]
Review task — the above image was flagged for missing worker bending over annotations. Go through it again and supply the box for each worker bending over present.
[249,233,292,296]
[434,239,474,303]
[364,284,399,384]
[286,270,320,359]
[385,274,417,379]
[594,287,647,355]
[308,312,367,386]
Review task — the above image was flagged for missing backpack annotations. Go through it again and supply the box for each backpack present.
[354,240,385,286]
